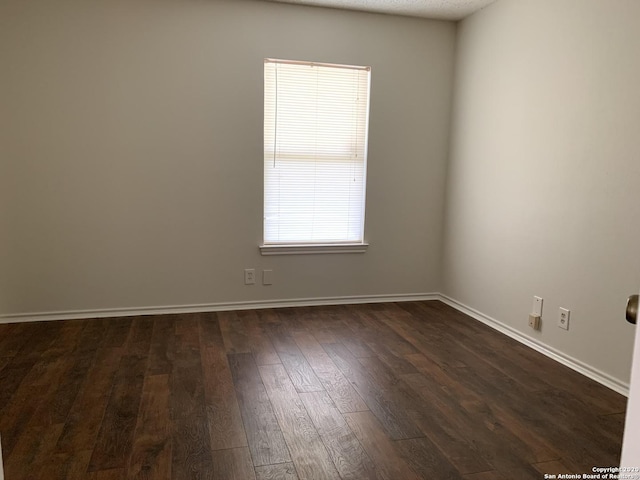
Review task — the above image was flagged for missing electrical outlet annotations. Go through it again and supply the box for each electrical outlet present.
[558,307,570,330]
[244,268,255,285]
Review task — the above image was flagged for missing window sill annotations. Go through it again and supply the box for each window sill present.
[260,243,369,256]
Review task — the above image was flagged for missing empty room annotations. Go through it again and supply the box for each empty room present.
[1,0,639,478]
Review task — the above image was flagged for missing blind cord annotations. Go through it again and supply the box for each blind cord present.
[273,64,278,168]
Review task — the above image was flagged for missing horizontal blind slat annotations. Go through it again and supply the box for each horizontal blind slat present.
[264,60,370,244]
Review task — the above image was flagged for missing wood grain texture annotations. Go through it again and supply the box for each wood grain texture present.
[343,306,419,360]
[102,318,132,348]
[267,324,325,393]
[343,411,421,480]
[323,342,423,440]
[56,347,124,454]
[463,471,509,480]
[199,317,247,451]
[325,323,375,359]
[357,356,492,474]
[401,370,555,471]
[126,374,172,479]
[30,351,96,428]
[228,353,291,467]
[147,315,176,376]
[436,355,612,470]
[292,330,368,413]
[239,310,281,366]
[219,311,252,354]
[255,463,299,480]
[86,468,125,479]
[0,301,626,479]
[394,437,464,480]
[3,423,64,480]
[34,450,93,480]
[211,447,256,480]
[299,391,377,480]
[170,322,214,480]
[404,352,557,465]
[0,383,48,458]
[88,353,149,471]
[0,323,35,357]
[259,363,340,480]
[531,459,575,475]
[201,344,247,450]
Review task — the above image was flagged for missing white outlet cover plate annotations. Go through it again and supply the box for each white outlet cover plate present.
[558,307,570,330]
[532,296,543,316]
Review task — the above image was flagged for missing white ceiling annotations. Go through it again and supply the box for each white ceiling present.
[265,0,498,20]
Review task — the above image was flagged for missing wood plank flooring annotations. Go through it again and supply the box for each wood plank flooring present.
[0,301,627,479]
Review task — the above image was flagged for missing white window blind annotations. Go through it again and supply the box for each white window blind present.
[263,58,371,245]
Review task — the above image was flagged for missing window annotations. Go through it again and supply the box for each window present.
[261,58,371,255]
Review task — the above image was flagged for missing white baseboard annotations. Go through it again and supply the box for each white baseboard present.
[438,294,630,397]
[0,292,628,397]
[0,293,439,325]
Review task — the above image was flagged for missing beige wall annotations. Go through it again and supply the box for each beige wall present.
[0,0,456,314]
[443,0,640,383]
[4,0,636,389]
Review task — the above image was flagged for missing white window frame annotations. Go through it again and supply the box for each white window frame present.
[260,58,371,256]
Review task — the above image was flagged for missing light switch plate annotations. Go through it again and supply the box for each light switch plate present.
[532,296,543,316]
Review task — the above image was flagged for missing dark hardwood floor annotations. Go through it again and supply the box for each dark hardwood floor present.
[0,301,626,479]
